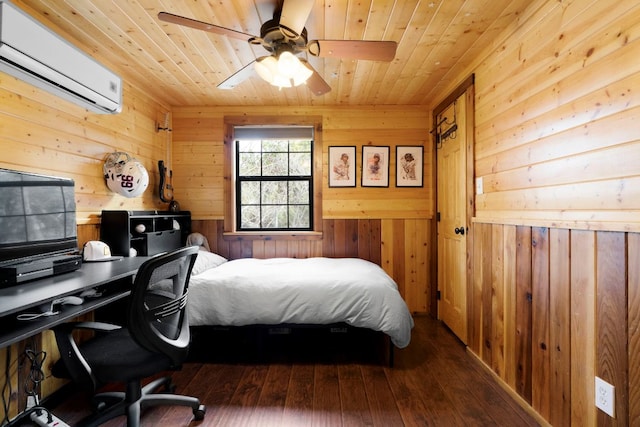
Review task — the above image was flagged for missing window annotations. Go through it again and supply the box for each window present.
[234,126,314,231]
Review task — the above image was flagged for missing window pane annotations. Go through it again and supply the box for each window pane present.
[263,153,288,176]
[240,181,260,204]
[239,153,261,176]
[290,140,311,152]
[240,205,260,228]
[262,205,288,228]
[262,140,288,152]
[261,181,287,204]
[289,153,310,176]
[238,140,261,152]
[289,205,309,228]
[288,181,309,204]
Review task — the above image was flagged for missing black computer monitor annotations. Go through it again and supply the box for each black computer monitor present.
[0,168,78,263]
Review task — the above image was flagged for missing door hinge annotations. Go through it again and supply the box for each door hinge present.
[436,212,441,222]
[436,290,441,300]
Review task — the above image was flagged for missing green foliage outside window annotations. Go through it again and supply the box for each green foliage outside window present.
[236,138,313,231]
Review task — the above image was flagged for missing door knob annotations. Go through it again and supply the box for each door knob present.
[454,226,465,235]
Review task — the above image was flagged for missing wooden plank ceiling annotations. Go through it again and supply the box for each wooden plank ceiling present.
[17,0,532,107]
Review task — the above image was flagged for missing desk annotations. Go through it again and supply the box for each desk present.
[0,257,150,348]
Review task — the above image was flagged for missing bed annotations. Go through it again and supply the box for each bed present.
[183,251,415,353]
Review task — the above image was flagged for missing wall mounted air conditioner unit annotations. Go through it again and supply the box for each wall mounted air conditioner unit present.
[0,0,122,114]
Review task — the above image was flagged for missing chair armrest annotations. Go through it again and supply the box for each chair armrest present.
[51,322,121,391]
[56,321,121,333]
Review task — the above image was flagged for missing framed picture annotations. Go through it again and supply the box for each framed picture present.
[396,145,424,187]
[362,146,390,187]
[328,146,356,187]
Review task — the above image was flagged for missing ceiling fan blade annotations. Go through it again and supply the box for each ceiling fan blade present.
[308,40,397,62]
[158,12,255,41]
[218,61,257,90]
[279,0,314,38]
[301,61,331,96]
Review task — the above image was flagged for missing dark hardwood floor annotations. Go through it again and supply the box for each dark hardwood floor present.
[47,316,541,426]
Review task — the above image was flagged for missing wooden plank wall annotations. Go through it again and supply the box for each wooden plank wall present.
[430,0,640,425]
[171,106,432,221]
[471,223,639,426]
[0,73,173,224]
[173,106,434,315]
[470,0,640,233]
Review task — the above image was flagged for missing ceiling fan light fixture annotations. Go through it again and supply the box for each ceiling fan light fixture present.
[255,56,290,88]
[277,51,299,78]
[272,74,293,88]
[294,60,314,86]
[255,52,312,89]
[255,56,278,82]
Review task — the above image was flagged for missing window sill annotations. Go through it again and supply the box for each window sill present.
[223,231,323,241]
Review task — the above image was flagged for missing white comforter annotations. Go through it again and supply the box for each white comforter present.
[186,257,414,348]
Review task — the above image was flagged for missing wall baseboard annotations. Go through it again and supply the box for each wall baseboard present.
[466,348,551,427]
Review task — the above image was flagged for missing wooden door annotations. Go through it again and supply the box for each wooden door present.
[437,93,468,343]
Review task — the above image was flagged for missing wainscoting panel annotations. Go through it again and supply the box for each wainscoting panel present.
[471,222,639,426]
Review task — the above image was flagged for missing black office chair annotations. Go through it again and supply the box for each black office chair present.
[52,246,205,427]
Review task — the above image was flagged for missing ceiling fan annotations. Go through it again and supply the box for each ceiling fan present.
[158,0,397,96]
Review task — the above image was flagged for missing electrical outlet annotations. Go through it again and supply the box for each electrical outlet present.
[595,376,615,417]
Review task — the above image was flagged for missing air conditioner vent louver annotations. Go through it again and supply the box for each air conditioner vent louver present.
[0,0,122,114]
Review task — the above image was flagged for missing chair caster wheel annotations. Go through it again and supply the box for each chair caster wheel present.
[193,404,206,420]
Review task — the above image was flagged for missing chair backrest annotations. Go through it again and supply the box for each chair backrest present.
[128,245,199,366]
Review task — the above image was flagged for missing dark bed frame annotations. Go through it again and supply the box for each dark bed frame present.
[188,322,395,367]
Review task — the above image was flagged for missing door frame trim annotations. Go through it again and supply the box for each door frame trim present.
[431,75,476,335]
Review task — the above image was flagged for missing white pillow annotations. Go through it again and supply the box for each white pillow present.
[191,250,228,276]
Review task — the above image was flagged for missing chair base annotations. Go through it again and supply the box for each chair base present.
[78,376,206,427]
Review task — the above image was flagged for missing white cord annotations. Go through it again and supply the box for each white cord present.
[17,302,60,321]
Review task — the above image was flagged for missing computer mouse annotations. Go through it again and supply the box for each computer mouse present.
[53,296,84,306]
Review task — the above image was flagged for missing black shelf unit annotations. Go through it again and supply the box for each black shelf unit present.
[100,210,191,257]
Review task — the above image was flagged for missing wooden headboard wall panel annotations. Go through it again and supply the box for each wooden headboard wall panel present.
[191,219,381,261]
